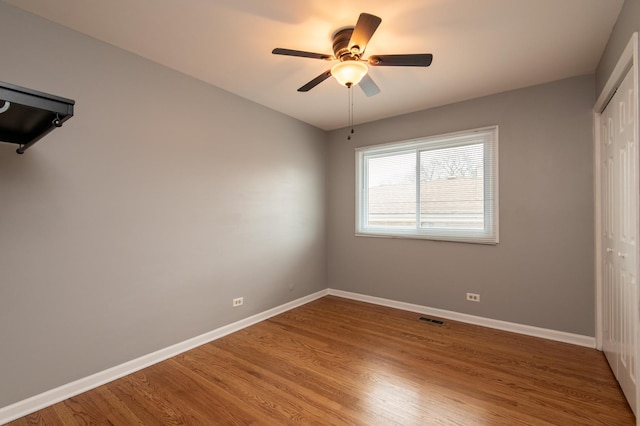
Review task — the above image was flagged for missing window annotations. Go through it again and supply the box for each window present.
[356,126,498,244]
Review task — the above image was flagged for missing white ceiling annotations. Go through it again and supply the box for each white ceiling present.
[4,0,624,130]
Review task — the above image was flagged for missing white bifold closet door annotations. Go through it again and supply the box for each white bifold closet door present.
[601,66,638,415]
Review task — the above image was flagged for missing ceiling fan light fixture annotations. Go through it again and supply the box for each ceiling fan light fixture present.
[331,61,368,87]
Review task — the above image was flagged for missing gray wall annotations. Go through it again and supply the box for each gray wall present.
[0,3,326,408]
[327,75,595,336]
[596,0,640,94]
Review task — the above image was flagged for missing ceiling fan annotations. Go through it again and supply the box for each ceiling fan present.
[272,13,433,96]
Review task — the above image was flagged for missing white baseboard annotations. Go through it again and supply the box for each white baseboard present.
[328,289,596,348]
[0,289,329,425]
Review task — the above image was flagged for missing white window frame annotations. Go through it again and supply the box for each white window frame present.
[355,126,499,244]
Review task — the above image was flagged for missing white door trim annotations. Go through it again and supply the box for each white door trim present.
[594,32,639,420]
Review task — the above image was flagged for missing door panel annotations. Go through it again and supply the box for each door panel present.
[601,67,637,414]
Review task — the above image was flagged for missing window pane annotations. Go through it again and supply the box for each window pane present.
[356,126,498,244]
[419,143,484,230]
[366,152,416,227]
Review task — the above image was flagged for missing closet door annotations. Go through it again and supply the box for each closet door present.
[601,67,638,415]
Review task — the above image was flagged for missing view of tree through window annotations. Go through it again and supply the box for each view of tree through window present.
[357,127,498,244]
[419,143,484,230]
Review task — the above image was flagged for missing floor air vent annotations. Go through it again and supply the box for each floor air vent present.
[418,316,445,326]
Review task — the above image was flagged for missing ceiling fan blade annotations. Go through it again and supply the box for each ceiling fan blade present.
[297,70,332,92]
[272,48,333,60]
[368,54,433,67]
[348,13,382,55]
[359,74,380,97]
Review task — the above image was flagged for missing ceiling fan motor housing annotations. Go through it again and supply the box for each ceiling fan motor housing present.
[332,28,357,61]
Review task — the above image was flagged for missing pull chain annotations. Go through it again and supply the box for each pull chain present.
[347,83,354,140]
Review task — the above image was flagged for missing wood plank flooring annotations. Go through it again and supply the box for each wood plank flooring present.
[8,296,635,425]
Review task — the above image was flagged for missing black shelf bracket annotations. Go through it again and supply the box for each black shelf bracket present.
[0,81,75,154]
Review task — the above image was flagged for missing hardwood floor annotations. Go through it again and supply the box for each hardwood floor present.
[8,296,634,425]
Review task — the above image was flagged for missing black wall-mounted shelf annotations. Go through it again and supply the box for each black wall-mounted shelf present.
[0,81,75,154]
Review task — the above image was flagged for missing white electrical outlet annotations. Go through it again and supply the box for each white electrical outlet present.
[466,293,480,302]
[232,297,243,307]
